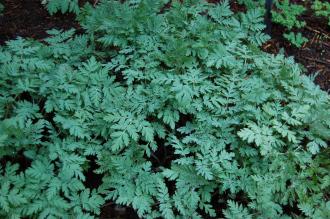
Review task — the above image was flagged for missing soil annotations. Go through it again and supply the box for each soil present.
[0,0,329,218]
[0,0,84,44]
[1,0,328,90]
[262,2,330,92]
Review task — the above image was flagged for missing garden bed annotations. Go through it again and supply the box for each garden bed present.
[1,0,329,91]
[263,3,330,91]
[0,1,329,218]
[0,0,81,43]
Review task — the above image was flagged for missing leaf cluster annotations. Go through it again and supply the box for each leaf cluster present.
[0,0,329,218]
[312,0,330,25]
[41,0,81,15]
[0,3,4,15]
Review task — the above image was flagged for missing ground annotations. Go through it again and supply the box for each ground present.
[262,3,330,91]
[0,0,329,218]
[1,0,329,90]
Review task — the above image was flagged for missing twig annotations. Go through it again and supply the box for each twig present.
[102,202,115,208]
[320,41,330,48]
[305,26,330,39]
[297,56,330,66]
[263,43,272,50]
[308,33,317,47]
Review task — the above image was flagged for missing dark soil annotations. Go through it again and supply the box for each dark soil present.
[0,0,83,44]
[262,2,330,92]
[1,0,328,90]
[0,0,329,219]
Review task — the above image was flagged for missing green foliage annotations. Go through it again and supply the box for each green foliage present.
[237,0,265,11]
[0,3,4,15]
[41,0,81,15]
[1,0,330,218]
[238,0,309,47]
[223,200,252,219]
[272,0,308,47]
[272,0,306,30]
[312,0,330,25]
[283,32,308,47]
[236,0,330,47]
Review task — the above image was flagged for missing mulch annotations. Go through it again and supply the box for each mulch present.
[0,0,83,43]
[1,0,328,91]
[0,0,329,218]
[262,4,330,91]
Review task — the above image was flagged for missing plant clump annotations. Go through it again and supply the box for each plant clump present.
[0,0,329,218]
